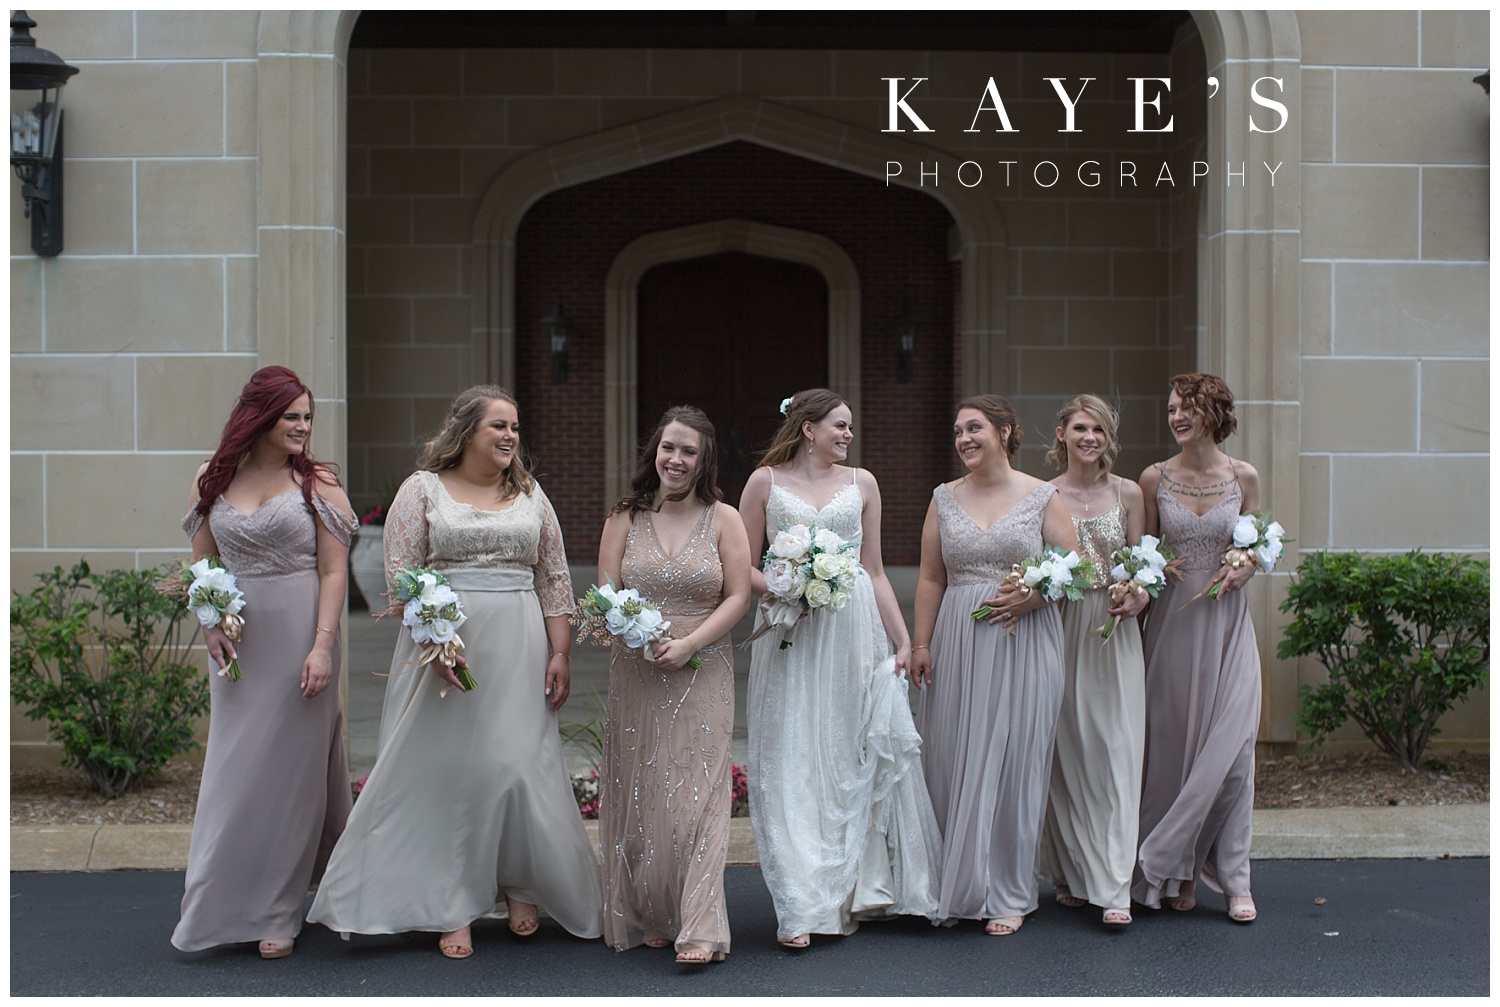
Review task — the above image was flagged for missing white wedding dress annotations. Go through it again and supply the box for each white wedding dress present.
[746,468,941,940]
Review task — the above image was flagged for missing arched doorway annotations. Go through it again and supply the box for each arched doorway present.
[637,252,828,504]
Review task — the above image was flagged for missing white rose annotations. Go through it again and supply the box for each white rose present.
[1133,566,1161,587]
[188,557,215,581]
[190,602,222,628]
[1044,580,1068,601]
[1232,515,1259,548]
[812,527,844,553]
[1056,549,1081,570]
[770,525,812,560]
[413,571,441,603]
[803,578,834,608]
[621,621,652,650]
[811,552,844,582]
[1022,563,1049,588]
[1265,520,1286,542]
[828,587,851,611]
[408,619,435,645]
[833,552,860,578]
[634,606,664,633]
[1138,534,1161,553]
[426,617,456,644]
[1051,564,1074,586]
[595,582,619,607]
[1254,540,1283,572]
[604,607,630,634]
[1110,562,1129,584]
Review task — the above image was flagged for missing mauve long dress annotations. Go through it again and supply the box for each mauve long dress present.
[601,504,735,956]
[916,481,1065,922]
[1132,475,1260,907]
[172,489,355,952]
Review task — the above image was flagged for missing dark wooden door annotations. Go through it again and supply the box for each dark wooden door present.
[637,252,828,505]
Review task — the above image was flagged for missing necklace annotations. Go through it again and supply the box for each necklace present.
[1059,474,1109,514]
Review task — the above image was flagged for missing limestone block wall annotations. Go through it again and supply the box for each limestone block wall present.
[1290,10,1489,749]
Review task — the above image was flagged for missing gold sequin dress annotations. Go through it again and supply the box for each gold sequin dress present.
[601,504,735,955]
[1037,493,1146,912]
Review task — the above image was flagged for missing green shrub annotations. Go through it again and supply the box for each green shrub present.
[1278,549,1489,770]
[10,560,211,798]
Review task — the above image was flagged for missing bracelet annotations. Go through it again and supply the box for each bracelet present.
[553,652,571,663]
[316,627,337,636]
[911,644,929,652]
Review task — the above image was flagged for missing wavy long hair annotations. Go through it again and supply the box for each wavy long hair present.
[195,365,338,516]
[612,405,722,515]
[757,388,848,468]
[1046,393,1121,472]
[416,385,536,499]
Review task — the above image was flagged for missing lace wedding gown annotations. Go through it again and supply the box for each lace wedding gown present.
[172,489,355,952]
[1133,474,1259,907]
[307,471,601,939]
[601,504,735,955]
[747,468,941,940]
[915,482,1064,922]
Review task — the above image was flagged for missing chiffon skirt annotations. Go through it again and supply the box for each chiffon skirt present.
[307,586,601,938]
[917,582,1064,921]
[1132,569,1260,908]
[1038,590,1145,911]
[747,573,941,940]
[172,568,351,952]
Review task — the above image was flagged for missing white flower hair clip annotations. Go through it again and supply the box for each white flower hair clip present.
[780,396,794,416]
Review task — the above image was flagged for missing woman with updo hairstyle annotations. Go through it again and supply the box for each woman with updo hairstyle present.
[596,405,751,965]
[172,365,356,958]
[309,385,602,958]
[1036,394,1148,926]
[910,393,1079,936]
[1133,372,1262,924]
[739,388,941,949]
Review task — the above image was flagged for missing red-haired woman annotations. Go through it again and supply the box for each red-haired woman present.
[171,365,357,958]
[1134,373,1262,924]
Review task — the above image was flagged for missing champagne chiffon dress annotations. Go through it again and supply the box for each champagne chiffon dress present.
[172,488,355,952]
[307,471,601,939]
[1132,473,1260,907]
[1037,492,1146,912]
[747,468,941,940]
[915,482,1065,923]
[601,504,735,956]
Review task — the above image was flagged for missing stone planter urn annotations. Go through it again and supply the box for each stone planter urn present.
[349,523,386,610]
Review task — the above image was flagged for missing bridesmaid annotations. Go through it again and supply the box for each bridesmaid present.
[1134,372,1261,924]
[740,388,941,948]
[307,385,601,957]
[1037,394,1149,927]
[597,406,751,965]
[172,366,355,958]
[911,394,1078,936]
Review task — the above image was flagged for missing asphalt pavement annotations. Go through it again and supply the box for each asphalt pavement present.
[9,859,1489,997]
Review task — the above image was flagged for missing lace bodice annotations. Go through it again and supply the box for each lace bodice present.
[181,488,356,577]
[382,470,573,616]
[620,504,725,639]
[1156,474,1243,574]
[765,468,864,547]
[1072,500,1127,588]
[934,482,1055,586]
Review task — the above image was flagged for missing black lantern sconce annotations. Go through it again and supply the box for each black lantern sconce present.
[542,298,572,384]
[10,11,79,257]
[894,299,923,384]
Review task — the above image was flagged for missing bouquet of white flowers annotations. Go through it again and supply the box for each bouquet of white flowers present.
[391,567,472,696]
[572,579,702,669]
[1199,511,1288,601]
[973,544,1097,634]
[161,556,247,681]
[1098,535,1182,641]
[745,522,860,650]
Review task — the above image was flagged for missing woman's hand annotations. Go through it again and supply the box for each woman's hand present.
[1209,559,1257,597]
[649,638,699,672]
[1109,588,1151,619]
[909,646,933,688]
[545,653,571,712]
[893,642,912,680]
[429,651,468,693]
[981,582,1048,627]
[204,625,238,676]
[301,647,335,699]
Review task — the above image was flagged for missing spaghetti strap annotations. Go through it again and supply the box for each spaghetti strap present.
[850,466,858,486]
[768,468,776,487]
[1115,478,1123,506]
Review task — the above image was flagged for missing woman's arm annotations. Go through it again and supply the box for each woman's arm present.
[534,490,575,712]
[596,510,630,589]
[909,497,946,688]
[981,490,1077,626]
[652,504,753,671]
[1138,464,1161,538]
[1212,459,1263,595]
[1111,477,1151,619]
[304,479,355,699]
[856,468,912,676]
[739,467,771,596]
[186,462,236,673]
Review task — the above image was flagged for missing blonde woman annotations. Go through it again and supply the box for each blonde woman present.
[1037,394,1149,927]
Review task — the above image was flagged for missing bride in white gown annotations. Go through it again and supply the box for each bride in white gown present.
[738,389,941,948]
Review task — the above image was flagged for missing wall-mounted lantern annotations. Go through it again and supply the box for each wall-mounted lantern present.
[10,10,79,257]
[542,298,572,384]
[894,299,923,384]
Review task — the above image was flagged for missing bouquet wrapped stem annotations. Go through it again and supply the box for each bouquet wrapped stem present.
[1097,535,1181,643]
[159,556,246,681]
[973,545,1097,635]
[745,521,859,650]
[390,567,471,697]
[1186,512,1290,605]
[573,579,701,669]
